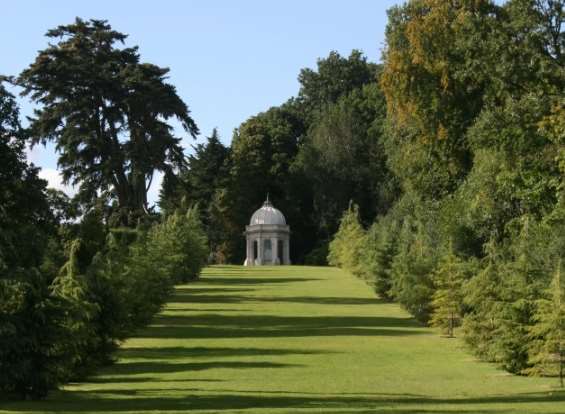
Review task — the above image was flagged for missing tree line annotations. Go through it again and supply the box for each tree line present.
[329,0,565,386]
[1,16,395,398]
[0,20,208,399]
[1,0,564,397]
[158,50,396,264]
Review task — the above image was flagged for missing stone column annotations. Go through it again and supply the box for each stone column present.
[272,237,279,265]
[246,236,253,266]
[244,236,249,266]
[283,237,290,265]
[257,236,263,265]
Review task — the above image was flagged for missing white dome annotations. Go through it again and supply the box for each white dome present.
[250,199,286,225]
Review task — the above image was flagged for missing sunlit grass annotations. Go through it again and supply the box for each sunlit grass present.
[2,265,564,413]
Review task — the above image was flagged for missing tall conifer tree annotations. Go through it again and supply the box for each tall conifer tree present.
[18,19,198,225]
[529,259,565,387]
[430,247,465,337]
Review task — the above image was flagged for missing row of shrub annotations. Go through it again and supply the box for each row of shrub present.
[329,201,565,380]
[0,207,207,399]
[328,0,565,385]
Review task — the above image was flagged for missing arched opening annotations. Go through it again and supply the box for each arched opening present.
[253,240,258,260]
[264,239,272,262]
[278,240,284,264]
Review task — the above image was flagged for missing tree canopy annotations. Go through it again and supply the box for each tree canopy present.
[18,18,198,225]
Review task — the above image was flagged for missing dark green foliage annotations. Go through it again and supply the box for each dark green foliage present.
[157,50,394,264]
[304,243,329,266]
[1,268,71,399]
[390,218,437,324]
[462,225,549,375]
[372,237,397,300]
[362,222,397,300]
[325,0,565,377]
[213,106,310,262]
[528,258,565,386]
[45,189,80,224]
[294,51,393,251]
[81,230,141,366]
[297,50,377,119]
[0,239,94,400]
[1,77,208,397]
[0,81,69,399]
[159,129,230,261]
[80,208,208,371]
[145,206,208,283]
[49,241,98,378]
[462,250,505,363]
[185,130,231,209]
[297,83,396,238]
[18,18,198,225]
[293,53,395,255]
[2,21,208,396]
[0,82,52,269]
[329,2,563,360]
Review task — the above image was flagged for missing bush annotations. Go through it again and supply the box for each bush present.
[0,259,92,399]
[1,205,210,399]
[146,207,208,283]
[304,243,329,266]
[328,204,366,275]
[359,220,398,300]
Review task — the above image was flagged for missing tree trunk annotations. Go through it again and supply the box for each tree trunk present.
[131,170,149,214]
[559,344,565,388]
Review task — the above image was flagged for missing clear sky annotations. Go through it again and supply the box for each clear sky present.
[2,0,402,203]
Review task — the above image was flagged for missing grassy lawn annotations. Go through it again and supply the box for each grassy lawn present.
[2,265,564,413]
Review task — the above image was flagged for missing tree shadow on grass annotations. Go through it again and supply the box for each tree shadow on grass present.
[168,292,389,306]
[6,390,565,413]
[174,287,255,294]
[206,265,310,273]
[263,296,389,305]
[105,360,302,375]
[138,326,422,339]
[152,314,418,327]
[84,377,225,384]
[134,314,422,339]
[166,294,248,304]
[118,346,331,360]
[163,308,251,313]
[195,277,322,285]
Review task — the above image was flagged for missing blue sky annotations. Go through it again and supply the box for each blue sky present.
[2,0,402,203]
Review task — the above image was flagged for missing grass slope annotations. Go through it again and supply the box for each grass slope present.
[2,265,564,413]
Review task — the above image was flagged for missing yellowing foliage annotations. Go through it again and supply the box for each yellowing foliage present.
[380,0,490,141]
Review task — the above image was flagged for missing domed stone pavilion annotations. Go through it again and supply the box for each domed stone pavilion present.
[244,197,290,266]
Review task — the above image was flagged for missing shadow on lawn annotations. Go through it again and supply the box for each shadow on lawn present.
[7,390,565,413]
[163,308,251,313]
[196,276,322,285]
[170,291,388,306]
[85,377,225,384]
[118,346,329,360]
[134,313,422,339]
[106,360,301,375]
[174,287,255,294]
[4,269,565,413]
